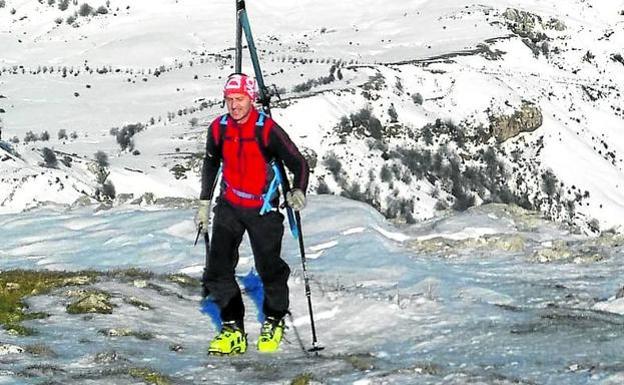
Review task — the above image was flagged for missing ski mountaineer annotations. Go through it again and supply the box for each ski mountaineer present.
[196,73,310,355]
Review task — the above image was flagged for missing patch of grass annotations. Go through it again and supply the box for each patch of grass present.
[0,270,97,335]
[167,273,200,288]
[291,373,314,385]
[128,367,171,385]
[106,267,154,280]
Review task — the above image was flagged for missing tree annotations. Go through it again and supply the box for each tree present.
[94,150,109,168]
[42,147,58,168]
[58,129,68,140]
[78,3,93,16]
[388,104,398,123]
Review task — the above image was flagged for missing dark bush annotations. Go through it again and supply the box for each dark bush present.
[380,164,392,183]
[42,147,58,168]
[94,150,109,168]
[541,169,558,198]
[58,129,67,140]
[317,180,330,194]
[40,131,50,141]
[78,3,92,16]
[412,93,423,105]
[101,180,116,200]
[323,152,342,179]
[388,104,398,123]
[114,122,144,151]
[58,0,69,10]
[24,131,38,143]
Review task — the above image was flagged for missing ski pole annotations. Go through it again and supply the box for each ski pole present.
[235,0,243,72]
[294,210,324,354]
[193,225,202,247]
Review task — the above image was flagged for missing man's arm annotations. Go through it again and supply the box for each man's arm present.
[267,123,309,193]
[200,121,222,200]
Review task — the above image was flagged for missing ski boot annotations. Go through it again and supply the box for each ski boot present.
[257,316,285,353]
[208,321,247,356]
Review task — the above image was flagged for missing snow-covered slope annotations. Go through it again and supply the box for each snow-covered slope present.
[1,196,624,384]
[1,0,623,232]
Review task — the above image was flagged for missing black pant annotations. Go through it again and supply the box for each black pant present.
[204,200,290,329]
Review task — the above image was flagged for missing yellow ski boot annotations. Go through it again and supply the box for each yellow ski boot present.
[208,321,247,356]
[257,317,285,353]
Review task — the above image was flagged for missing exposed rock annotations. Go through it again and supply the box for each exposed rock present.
[66,291,113,314]
[4,282,20,291]
[490,101,543,142]
[99,327,133,337]
[503,8,540,35]
[503,8,566,33]
[94,350,127,364]
[410,234,525,254]
[24,344,57,357]
[124,296,153,310]
[99,328,154,340]
[61,275,94,286]
[116,193,134,204]
[153,196,195,208]
[167,273,200,288]
[531,240,571,262]
[142,192,155,205]
[71,195,93,208]
[0,343,24,355]
[617,286,624,299]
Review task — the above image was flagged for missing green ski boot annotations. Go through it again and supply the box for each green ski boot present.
[257,317,285,353]
[208,321,247,356]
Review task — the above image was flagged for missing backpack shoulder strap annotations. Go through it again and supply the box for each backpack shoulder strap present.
[254,111,274,162]
[216,114,228,146]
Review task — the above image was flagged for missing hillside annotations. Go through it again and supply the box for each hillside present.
[1,0,623,233]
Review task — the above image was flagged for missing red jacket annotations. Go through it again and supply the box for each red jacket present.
[200,108,309,210]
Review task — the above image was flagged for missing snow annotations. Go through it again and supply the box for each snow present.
[0,196,622,384]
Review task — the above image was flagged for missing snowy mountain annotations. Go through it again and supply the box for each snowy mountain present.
[1,0,623,233]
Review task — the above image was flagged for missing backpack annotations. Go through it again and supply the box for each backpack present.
[214,111,282,215]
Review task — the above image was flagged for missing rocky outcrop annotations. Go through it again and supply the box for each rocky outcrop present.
[66,290,113,315]
[489,101,543,142]
[502,8,566,33]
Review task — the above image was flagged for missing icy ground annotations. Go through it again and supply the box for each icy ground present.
[1,196,624,384]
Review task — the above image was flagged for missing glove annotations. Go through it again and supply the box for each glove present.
[195,200,211,234]
[286,189,306,211]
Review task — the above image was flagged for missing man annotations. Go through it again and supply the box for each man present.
[196,73,309,355]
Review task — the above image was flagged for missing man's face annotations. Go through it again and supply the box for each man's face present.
[225,93,253,124]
